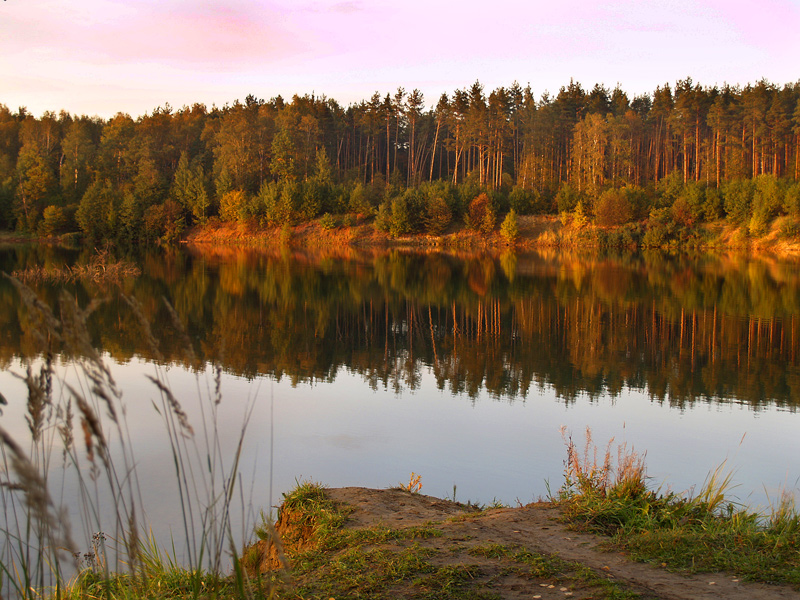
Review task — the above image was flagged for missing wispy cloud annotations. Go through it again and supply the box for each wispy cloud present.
[2,0,301,69]
[329,1,362,14]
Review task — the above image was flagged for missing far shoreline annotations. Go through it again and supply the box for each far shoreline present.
[183,214,800,260]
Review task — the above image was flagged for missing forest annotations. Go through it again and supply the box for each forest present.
[2,78,800,246]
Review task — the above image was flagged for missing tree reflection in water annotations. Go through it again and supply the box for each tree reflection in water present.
[1,245,798,410]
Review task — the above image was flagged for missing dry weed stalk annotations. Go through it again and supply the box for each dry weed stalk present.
[560,426,647,498]
[399,472,423,493]
[145,375,194,437]
[0,425,78,568]
[120,294,164,363]
[1,276,139,595]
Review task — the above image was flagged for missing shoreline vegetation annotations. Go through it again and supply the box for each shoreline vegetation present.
[230,430,800,599]
[183,212,800,259]
[9,248,141,283]
[6,210,800,270]
[62,461,800,600]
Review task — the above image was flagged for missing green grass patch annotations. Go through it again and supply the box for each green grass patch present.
[557,428,800,587]
[296,544,437,598]
[468,543,638,598]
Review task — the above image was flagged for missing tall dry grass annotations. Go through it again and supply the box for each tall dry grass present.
[556,427,800,585]
[0,275,258,598]
[558,425,647,500]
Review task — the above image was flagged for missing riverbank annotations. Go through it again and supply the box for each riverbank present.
[235,483,799,600]
[184,215,800,259]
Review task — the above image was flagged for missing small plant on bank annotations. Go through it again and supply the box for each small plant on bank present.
[280,223,293,245]
[571,200,589,229]
[398,472,423,494]
[500,209,519,245]
[319,212,337,230]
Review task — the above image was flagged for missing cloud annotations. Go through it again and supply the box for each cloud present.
[1,0,302,69]
[328,1,362,14]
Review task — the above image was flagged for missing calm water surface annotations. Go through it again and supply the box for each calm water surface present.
[1,244,799,573]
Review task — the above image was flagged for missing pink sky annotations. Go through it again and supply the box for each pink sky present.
[2,0,799,118]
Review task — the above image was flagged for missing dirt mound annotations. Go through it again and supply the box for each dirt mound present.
[251,487,799,599]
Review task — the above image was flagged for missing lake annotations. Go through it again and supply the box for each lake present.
[1,243,799,581]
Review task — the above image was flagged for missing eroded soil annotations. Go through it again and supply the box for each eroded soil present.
[315,487,799,600]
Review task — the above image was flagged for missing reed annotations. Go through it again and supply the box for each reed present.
[0,276,259,599]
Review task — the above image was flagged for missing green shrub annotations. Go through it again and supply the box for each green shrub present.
[508,186,534,214]
[670,195,694,227]
[555,183,585,213]
[277,182,301,225]
[319,212,336,230]
[601,223,643,248]
[703,188,724,221]
[300,180,325,221]
[642,207,676,248]
[257,181,280,225]
[750,174,785,231]
[784,183,800,217]
[680,182,707,223]
[349,183,372,215]
[722,179,754,225]
[655,171,683,209]
[748,213,769,237]
[779,217,800,238]
[374,200,392,233]
[143,200,185,244]
[77,180,119,242]
[389,196,412,237]
[218,189,248,223]
[620,185,649,220]
[39,205,69,236]
[500,209,519,244]
[571,200,589,229]
[402,188,427,233]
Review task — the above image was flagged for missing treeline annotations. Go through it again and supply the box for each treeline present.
[2,78,800,244]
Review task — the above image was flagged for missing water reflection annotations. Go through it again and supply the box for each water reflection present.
[1,245,799,408]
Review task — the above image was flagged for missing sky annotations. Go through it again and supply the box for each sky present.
[2,0,800,119]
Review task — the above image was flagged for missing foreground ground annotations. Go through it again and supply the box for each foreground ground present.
[244,487,799,600]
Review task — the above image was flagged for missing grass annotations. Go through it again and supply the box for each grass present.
[0,276,257,599]
[556,427,800,587]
